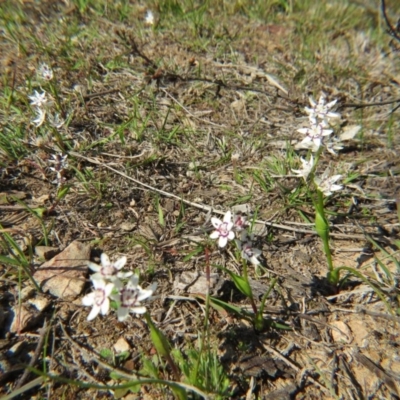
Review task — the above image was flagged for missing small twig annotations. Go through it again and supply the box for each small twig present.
[341,97,400,109]
[82,88,124,100]
[381,0,400,42]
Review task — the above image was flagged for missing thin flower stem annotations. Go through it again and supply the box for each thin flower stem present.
[317,190,333,271]
[307,146,323,184]
[242,260,258,315]
[48,81,66,119]
[51,127,66,152]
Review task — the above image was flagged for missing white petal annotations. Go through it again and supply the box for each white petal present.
[223,211,232,223]
[100,253,110,267]
[326,99,337,109]
[210,231,220,239]
[128,275,139,288]
[117,307,130,321]
[131,306,147,314]
[117,271,133,279]
[113,278,124,290]
[92,278,106,289]
[228,231,235,240]
[114,256,127,270]
[297,128,309,134]
[331,184,343,192]
[250,256,260,266]
[104,282,115,296]
[137,289,154,302]
[218,236,228,248]
[330,175,342,183]
[321,129,333,136]
[90,272,104,281]
[87,305,101,321]
[100,298,110,315]
[148,282,158,292]
[82,293,95,306]
[211,217,222,229]
[226,222,234,231]
[87,262,101,272]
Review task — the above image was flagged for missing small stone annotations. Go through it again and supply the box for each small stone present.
[33,241,90,299]
[9,304,39,333]
[20,286,35,301]
[8,341,25,356]
[331,321,353,344]
[28,296,51,312]
[113,337,130,354]
[120,222,135,232]
[35,246,59,260]
[232,204,251,214]
[33,194,49,205]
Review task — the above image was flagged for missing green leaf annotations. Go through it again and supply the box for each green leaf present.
[145,313,170,358]
[226,270,253,299]
[209,296,252,319]
[0,254,22,267]
[327,269,340,286]
[100,348,113,360]
[315,208,329,242]
[57,185,71,200]
[183,245,203,262]
[270,321,292,330]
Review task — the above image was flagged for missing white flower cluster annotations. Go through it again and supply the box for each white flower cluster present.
[82,253,157,321]
[292,93,344,197]
[292,155,343,196]
[210,211,262,266]
[48,153,68,187]
[297,93,341,154]
[29,64,64,128]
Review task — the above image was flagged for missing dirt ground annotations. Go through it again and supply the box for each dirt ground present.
[1,0,400,399]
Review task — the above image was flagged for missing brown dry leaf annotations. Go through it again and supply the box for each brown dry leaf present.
[33,241,90,299]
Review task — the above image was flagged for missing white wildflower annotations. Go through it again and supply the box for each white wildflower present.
[111,275,157,322]
[233,213,248,232]
[297,122,333,152]
[210,210,235,248]
[82,278,114,321]
[48,113,65,129]
[48,153,68,186]
[325,139,344,155]
[236,232,262,266]
[305,93,340,123]
[145,10,154,25]
[292,155,314,180]
[315,169,343,196]
[88,253,132,282]
[32,107,46,127]
[29,90,48,108]
[38,63,53,80]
